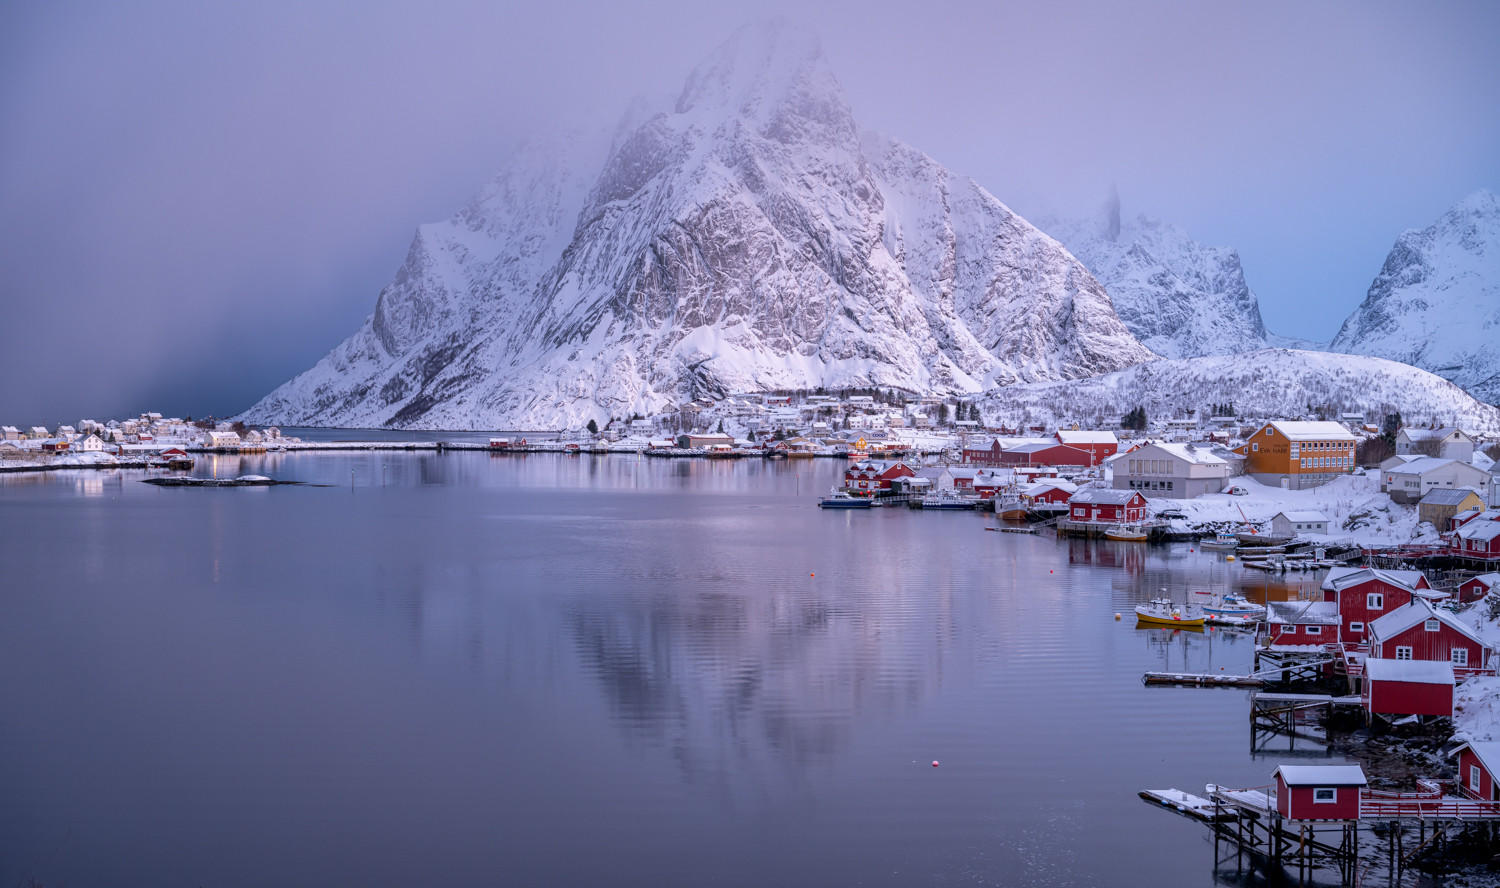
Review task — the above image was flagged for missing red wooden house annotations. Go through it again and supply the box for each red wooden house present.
[1453,518,1500,560]
[1368,598,1490,677]
[996,442,1095,467]
[1022,481,1076,506]
[843,460,915,496]
[1067,489,1147,524]
[1054,430,1118,465]
[1362,658,1455,717]
[970,470,1009,499]
[1320,567,1444,642]
[1263,601,1341,649]
[961,439,1006,467]
[40,439,69,452]
[1458,573,1500,604]
[1273,765,1366,821]
[1452,741,1500,801]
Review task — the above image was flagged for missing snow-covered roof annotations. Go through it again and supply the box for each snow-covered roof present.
[1402,427,1470,442]
[1274,765,1367,786]
[1453,741,1500,777]
[1056,429,1117,445]
[1321,566,1427,594]
[1420,488,1484,506]
[1463,573,1500,591]
[1274,510,1328,524]
[1267,421,1358,442]
[1457,519,1500,543]
[1023,479,1077,496]
[1386,456,1476,476]
[1137,441,1228,465]
[1266,600,1340,625]
[1069,489,1141,505]
[1364,658,1455,685]
[1368,599,1483,645]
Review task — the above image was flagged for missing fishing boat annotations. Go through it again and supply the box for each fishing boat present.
[921,490,978,510]
[1200,532,1239,550]
[1134,597,1206,627]
[1201,591,1261,617]
[818,489,871,509]
[1105,524,1149,542]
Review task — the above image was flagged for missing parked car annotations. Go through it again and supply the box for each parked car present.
[1223,485,1249,496]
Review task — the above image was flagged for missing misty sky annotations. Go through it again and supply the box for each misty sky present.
[2,0,1497,426]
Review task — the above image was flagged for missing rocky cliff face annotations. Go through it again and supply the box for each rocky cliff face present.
[1331,190,1500,405]
[1037,206,1269,359]
[241,23,1153,430]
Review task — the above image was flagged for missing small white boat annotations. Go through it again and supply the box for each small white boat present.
[1202,592,1260,617]
[1200,532,1239,550]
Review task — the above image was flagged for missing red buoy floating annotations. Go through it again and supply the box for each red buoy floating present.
[932,760,940,768]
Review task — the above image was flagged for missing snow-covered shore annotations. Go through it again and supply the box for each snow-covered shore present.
[1146,471,1431,548]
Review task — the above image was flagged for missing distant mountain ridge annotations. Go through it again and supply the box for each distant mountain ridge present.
[240,23,1152,430]
[978,349,1500,433]
[1037,202,1270,359]
[1331,189,1500,405]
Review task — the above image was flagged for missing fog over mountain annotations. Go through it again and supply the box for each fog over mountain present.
[2,1,1498,424]
[243,24,1152,429]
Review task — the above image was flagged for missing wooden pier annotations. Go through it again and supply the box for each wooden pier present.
[1142,779,1500,885]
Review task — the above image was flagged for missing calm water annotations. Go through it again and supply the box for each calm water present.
[2,452,1346,886]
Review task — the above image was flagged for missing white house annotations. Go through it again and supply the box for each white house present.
[1271,510,1330,536]
[1382,457,1492,504]
[202,430,242,450]
[1110,441,1229,499]
[0,426,19,441]
[28,426,48,439]
[74,434,106,452]
[1397,427,1475,461]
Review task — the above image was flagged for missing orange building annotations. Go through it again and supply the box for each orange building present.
[1236,420,1357,490]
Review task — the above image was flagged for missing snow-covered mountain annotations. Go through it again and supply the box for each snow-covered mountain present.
[241,23,1152,430]
[976,350,1500,433]
[1037,199,1269,359]
[1331,189,1500,405]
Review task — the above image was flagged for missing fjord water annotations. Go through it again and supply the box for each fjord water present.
[2,453,1335,886]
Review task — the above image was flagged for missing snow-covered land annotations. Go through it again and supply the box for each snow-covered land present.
[239,22,1151,431]
[1038,202,1270,359]
[1148,471,1433,547]
[977,349,1500,433]
[1331,189,1500,406]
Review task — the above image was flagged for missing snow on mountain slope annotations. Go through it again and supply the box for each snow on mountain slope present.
[976,350,1500,433]
[240,22,1151,430]
[1331,189,1500,405]
[1037,202,1269,359]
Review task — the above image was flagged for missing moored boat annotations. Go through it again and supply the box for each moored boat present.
[1200,532,1239,550]
[1201,591,1261,617]
[921,490,978,510]
[1105,524,1149,542]
[818,489,871,509]
[1134,597,1206,627]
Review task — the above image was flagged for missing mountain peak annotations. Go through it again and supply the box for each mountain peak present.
[673,21,835,126]
[1331,188,1500,404]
